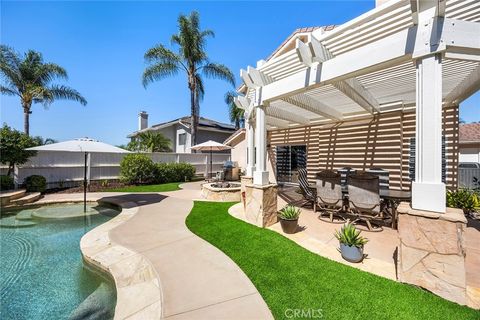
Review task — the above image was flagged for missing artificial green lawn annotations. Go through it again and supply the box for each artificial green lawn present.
[104,182,181,192]
[186,201,479,320]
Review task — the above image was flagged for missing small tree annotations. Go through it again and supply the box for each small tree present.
[0,124,38,176]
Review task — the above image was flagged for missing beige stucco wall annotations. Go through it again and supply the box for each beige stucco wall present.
[231,138,247,171]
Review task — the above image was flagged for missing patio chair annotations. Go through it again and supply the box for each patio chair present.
[297,168,317,211]
[337,167,356,193]
[366,167,390,191]
[347,172,383,232]
[366,167,390,218]
[315,170,346,223]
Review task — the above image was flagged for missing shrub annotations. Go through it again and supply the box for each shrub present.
[120,154,156,185]
[446,188,480,214]
[154,162,195,184]
[0,175,14,191]
[24,175,47,193]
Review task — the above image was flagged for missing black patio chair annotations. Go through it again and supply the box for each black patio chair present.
[297,168,317,211]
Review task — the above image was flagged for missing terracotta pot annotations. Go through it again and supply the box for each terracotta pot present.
[279,218,299,234]
[339,243,364,263]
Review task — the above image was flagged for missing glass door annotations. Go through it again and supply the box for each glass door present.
[276,145,306,184]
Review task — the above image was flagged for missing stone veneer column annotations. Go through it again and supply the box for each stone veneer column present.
[397,202,467,305]
[240,176,253,207]
[244,183,278,228]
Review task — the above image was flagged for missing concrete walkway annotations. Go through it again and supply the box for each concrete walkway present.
[37,184,273,319]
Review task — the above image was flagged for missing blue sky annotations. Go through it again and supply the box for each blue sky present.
[1,1,478,145]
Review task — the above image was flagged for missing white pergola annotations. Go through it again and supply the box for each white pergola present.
[235,0,480,213]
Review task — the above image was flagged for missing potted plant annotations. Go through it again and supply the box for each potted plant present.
[334,223,368,263]
[278,205,301,234]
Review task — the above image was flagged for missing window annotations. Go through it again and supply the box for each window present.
[276,145,306,184]
[178,133,186,145]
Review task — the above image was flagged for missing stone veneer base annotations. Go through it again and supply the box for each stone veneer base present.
[201,183,241,202]
[397,202,467,306]
[244,183,278,228]
[80,199,162,319]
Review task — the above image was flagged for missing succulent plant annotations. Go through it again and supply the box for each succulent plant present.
[278,205,301,220]
[335,223,368,247]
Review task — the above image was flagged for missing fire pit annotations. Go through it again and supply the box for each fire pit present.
[201,182,241,201]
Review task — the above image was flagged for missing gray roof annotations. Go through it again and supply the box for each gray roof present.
[128,116,235,138]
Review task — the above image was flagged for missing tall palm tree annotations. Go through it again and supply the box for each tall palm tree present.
[0,45,87,135]
[225,91,245,130]
[142,11,235,147]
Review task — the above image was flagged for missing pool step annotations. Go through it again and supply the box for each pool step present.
[10,192,43,206]
[0,189,27,207]
[0,216,37,228]
[15,210,34,221]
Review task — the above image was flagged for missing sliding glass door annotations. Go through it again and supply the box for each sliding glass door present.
[276,145,306,184]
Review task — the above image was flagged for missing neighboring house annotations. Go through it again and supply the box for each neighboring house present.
[459,123,480,164]
[128,112,235,153]
[224,129,246,171]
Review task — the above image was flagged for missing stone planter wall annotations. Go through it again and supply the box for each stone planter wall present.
[240,176,253,207]
[244,183,278,228]
[397,202,467,305]
[201,183,241,202]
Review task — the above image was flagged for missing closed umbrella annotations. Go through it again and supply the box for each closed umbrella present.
[190,140,231,179]
[27,138,130,212]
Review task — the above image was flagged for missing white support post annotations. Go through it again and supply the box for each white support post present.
[253,105,269,185]
[411,53,445,213]
[246,119,255,177]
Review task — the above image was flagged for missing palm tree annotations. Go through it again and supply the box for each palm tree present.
[127,131,172,152]
[225,91,245,130]
[0,45,87,135]
[142,11,235,147]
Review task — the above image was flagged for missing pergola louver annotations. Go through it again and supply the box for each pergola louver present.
[237,0,480,213]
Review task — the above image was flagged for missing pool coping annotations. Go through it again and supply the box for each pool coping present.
[78,198,162,319]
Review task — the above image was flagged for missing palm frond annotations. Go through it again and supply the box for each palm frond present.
[144,44,183,66]
[48,85,87,106]
[142,62,180,88]
[0,45,23,90]
[202,63,235,86]
[0,85,18,96]
[36,63,68,84]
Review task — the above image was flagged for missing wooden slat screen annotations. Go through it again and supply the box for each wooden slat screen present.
[268,106,459,191]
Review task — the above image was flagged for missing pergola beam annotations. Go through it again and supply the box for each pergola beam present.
[283,95,344,121]
[233,96,250,110]
[262,26,415,103]
[265,115,290,128]
[265,106,310,125]
[444,64,480,107]
[332,79,381,114]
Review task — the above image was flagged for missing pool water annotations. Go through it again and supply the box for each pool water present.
[0,203,120,320]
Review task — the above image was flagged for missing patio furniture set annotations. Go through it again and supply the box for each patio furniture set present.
[297,167,411,232]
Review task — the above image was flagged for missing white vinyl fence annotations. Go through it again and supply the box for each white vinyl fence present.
[1,151,231,189]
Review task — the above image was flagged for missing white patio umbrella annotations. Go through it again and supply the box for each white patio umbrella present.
[27,138,130,212]
[190,140,231,179]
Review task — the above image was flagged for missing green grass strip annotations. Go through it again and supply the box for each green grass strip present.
[104,182,181,192]
[186,201,479,320]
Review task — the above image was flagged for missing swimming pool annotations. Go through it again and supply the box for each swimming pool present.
[0,203,120,320]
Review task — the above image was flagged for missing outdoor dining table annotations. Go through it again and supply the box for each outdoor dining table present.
[308,183,411,230]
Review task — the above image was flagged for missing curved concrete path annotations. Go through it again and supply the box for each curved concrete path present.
[37,183,273,319]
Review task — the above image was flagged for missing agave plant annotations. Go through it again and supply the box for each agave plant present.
[334,223,368,248]
[278,205,301,220]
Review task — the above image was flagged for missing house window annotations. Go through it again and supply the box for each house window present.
[179,133,186,145]
[276,145,306,184]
